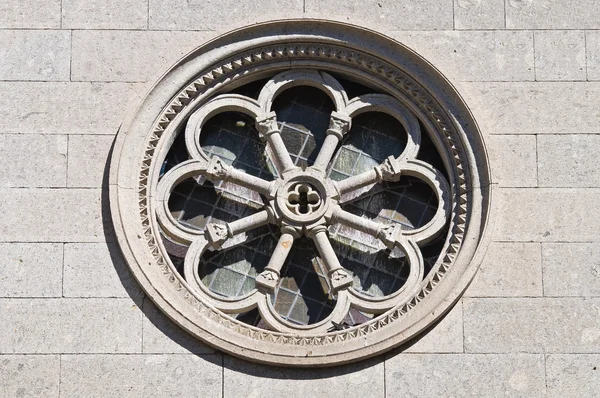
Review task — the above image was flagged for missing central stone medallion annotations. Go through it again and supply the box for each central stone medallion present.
[286,182,321,215]
[274,171,335,228]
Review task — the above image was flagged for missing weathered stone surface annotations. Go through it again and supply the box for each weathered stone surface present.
[585,31,600,80]
[534,31,586,81]
[0,188,108,242]
[0,244,62,298]
[538,135,600,187]
[543,243,600,297]
[389,31,533,82]
[224,356,384,398]
[0,30,70,81]
[464,298,600,353]
[62,0,148,29]
[61,354,222,397]
[386,354,545,397]
[495,188,600,242]
[404,302,463,353]
[305,0,454,30]
[64,242,143,298]
[0,355,60,397]
[546,354,600,398]
[0,299,142,353]
[67,135,113,187]
[0,0,60,28]
[149,0,303,30]
[488,135,537,187]
[459,82,600,134]
[0,82,137,135]
[72,30,215,82]
[454,0,505,30]
[142,298,215,354]
[506,0,600,29]
[0,134,67,188]
[465,242,542,297]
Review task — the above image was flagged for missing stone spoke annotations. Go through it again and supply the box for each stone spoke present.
[309,226,353,293]
[256,112,296,175]
[204,209,274,250]
[205,157,274,198]
[311,112,351,174]
[255,226,299,293]
[336,156,403,195]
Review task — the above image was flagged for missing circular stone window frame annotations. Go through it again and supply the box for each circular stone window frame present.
[110,20,494,367]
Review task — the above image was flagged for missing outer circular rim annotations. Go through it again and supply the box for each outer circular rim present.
[109,19,494,367]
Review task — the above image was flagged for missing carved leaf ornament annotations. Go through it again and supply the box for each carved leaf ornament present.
[110,21,493,366]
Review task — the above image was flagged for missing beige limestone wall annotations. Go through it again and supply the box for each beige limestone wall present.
[0,1,599,396]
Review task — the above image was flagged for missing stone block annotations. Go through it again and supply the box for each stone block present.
[585,31,600,80]
[465,242,543,297]
[0,243,62,298]
[61,354,222,397]
[62,0,148,29]
[464,298,600,353]
[67,135,113,187]
[534,31,586,81]
[488,135,537,187]
[404,301,463,353]
[538,135,600,187]
[64,242,143,298]
[543,243,600,297]
[0,134,67,188]
[142,298,215,354]
[0,30,70,81]
[494,188,600,242]
[386,354,545,397]
[0,298,142,353]
[459,82,600,134]
[72,30,215,82]
[149,0,303,30]
[0,82,137,135]
[0,188,108,243]
[506,0,600,29]
[224,356,384,398]
[0,355,60,397]
[389,31,534,82]
[0,0,60,28]
[305,0,453,31]
[454,0,505,30]
[546,354,600,398]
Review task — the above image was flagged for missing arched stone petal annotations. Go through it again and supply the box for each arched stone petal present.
[258,69,349,113]
[184,93,262,161]
[399,159,451,245]
[183,236,261,314]
[154,160,208,244]
[347,239,424,313]
[256,290,352,334]
[346,94,421,161]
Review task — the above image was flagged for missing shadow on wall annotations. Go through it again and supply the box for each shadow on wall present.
[100,133,452,376]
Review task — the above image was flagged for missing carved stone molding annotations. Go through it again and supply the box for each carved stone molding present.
[109,20,493,366]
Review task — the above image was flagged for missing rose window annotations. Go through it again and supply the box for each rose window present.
[110,21,492,366]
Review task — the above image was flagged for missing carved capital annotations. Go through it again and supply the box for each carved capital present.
[255,112,279,139]
[326,112,351,139]
[377,223,402,249]
[205,157,230,181]
[378,156,402,182]
[205,223,231,248]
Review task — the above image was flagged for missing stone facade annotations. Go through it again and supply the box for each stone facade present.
[1,1,599,397]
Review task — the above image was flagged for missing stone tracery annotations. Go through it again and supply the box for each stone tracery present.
[155,70,451,333]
